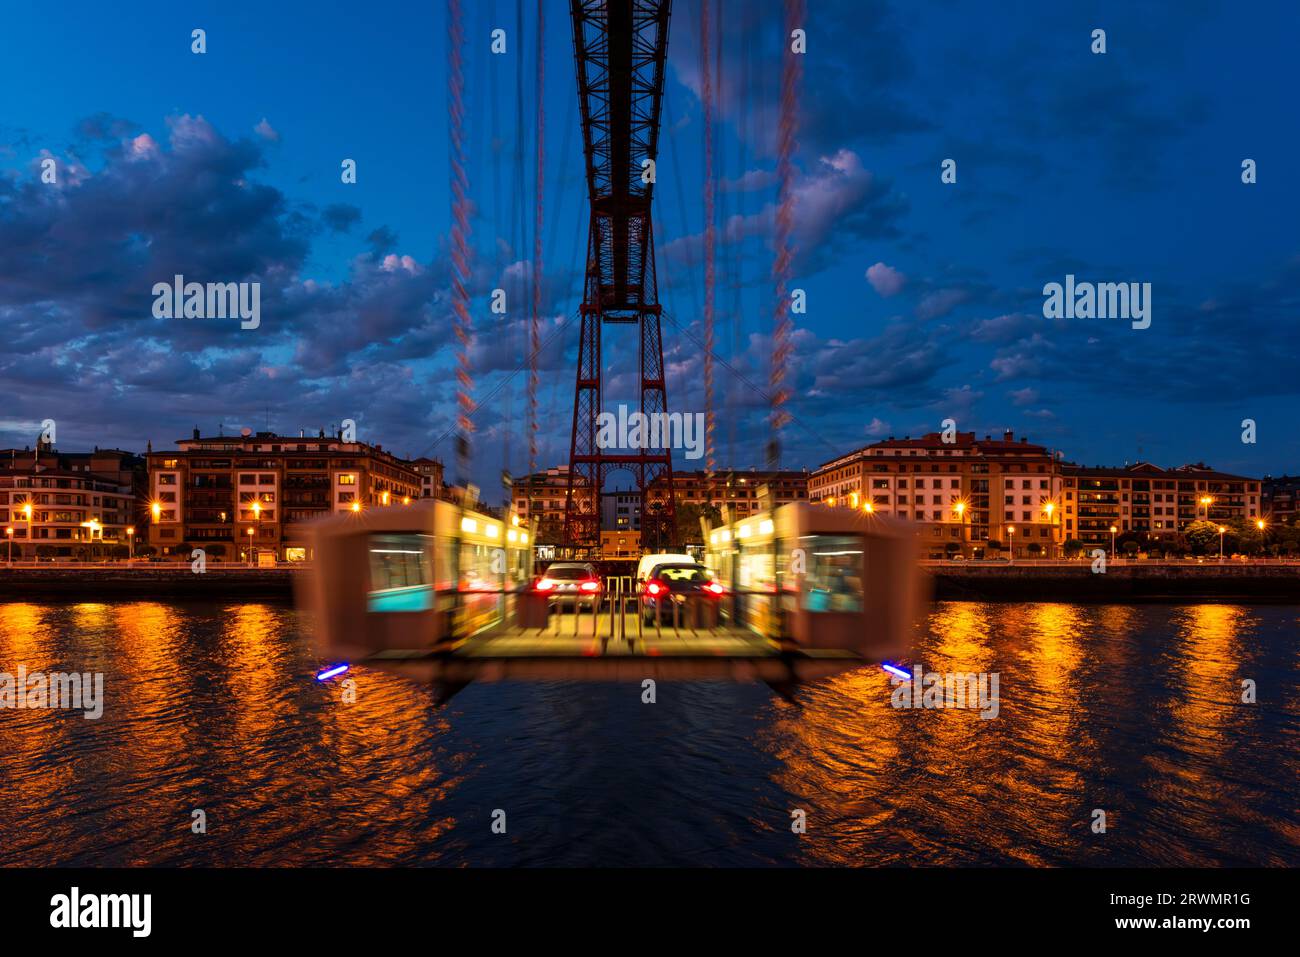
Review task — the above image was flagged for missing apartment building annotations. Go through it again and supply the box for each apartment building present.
[1,467,139,559]
[809,430,1064,558]
[1262,475,1299,528]
[408,457,446,499]
[146,428,421,561]
[0,445,145,559]
[650,469,809,516]
[601,488,643,531]
[510,466,578,541]
[1061,462,1263,547]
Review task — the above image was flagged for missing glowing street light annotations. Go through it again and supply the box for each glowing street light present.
[5,526,13,564]
[126,526,135,560]
[1109,525,1118,559]
[20,502,33,561]
[151,500,162,522]
[1218,525,1226,560]
[1007,525,1015,562]
[863,500,874,514]
[247,526,256,566]
[350,500,362,513]
[1042,500,1058,558]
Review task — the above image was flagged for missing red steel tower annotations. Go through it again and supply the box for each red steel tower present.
[564,0,677,552]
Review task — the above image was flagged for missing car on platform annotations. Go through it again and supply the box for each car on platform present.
[533,562,603,611]
[635,552,696,585]
[640,561,725,625]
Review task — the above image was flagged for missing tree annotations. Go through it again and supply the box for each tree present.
[1063,538,1084,558]
[1223,518,1263,556]
[675,501,722,546]
[534,515,564,545]
[1184,520,1220,556]
[1121,540,1139,558]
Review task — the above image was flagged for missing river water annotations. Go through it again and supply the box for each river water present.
[1,601,1297,866]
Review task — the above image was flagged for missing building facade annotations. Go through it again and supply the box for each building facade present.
[511,466,591,541]
[1,445,145,559]
[601,488,643,531]
[1061,462,1263,548]
[1262,475,1299,528]
[407,457,446,499]
[146,429,421,561]
[1,466,140,559]
[809,431,1064,558]
[645,468,808,517]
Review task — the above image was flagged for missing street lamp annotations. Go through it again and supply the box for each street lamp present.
[1007,525,1015,562]
[954,501,968,556]
[1109,525,1118,560]
[1199,495,1213,521]
[21,502,33,561]
[1218,525,1226,560]
[5,526,12,563]
[1043,501,1057,559]
[127,526,135,560]
[247,526,256,567]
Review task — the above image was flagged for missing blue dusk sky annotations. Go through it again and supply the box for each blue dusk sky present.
[1,0,1298,493]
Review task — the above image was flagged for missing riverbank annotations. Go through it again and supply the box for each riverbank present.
[0,562,1297,602]
[929,561,1300,601]
[0,565,299,599]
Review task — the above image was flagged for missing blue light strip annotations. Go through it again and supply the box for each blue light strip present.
[315,664,349,681]
[881,662,911,681]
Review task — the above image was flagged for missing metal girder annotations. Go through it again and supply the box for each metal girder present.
[564,0,677,552]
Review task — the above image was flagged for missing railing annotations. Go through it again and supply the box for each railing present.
[499,575,751,644]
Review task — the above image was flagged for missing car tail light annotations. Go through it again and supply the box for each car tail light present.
[535,577,556,592]
[580,579,601,593]
[644,580,664,597]
[704,581,724,595]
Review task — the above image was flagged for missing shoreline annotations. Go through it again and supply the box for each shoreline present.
[0,563,1297,603]
[927,561,1300,602]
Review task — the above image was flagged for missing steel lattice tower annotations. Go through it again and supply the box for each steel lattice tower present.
[564,0,676,552]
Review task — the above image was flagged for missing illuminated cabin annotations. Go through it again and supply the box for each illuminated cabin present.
[300,499,533,663]
[703,502,925,662]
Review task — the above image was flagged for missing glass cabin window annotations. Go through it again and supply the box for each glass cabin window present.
[802,534,864,613]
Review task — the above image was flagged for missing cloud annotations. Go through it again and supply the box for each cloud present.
[866,262,905,297]
[321,203,361,233]
[253,118,281,143]
[970,312,1035,343]
[916,288,970,322]
[662,148,906,276]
